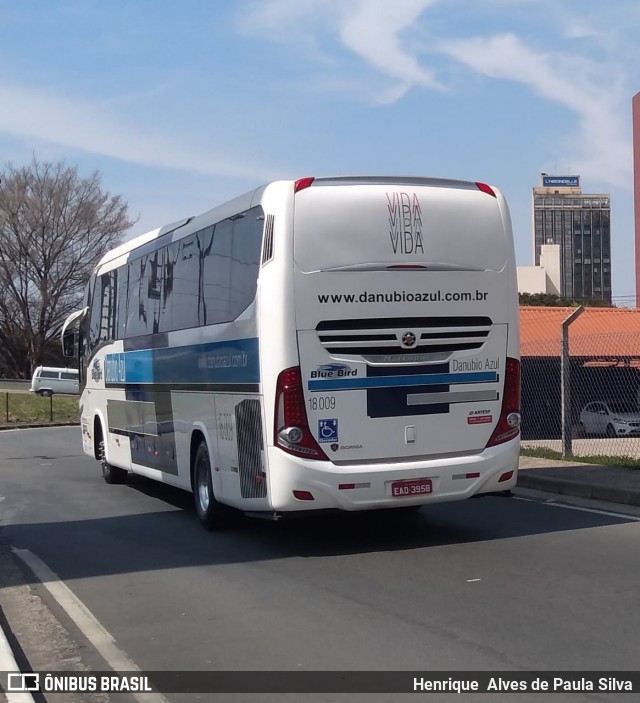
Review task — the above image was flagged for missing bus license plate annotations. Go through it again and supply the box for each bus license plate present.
[392,479,432,497]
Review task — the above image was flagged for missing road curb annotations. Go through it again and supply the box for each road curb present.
[0,607,37,703]
[0,637,36,702]
[0,422,79,431]
[517,473,640,507]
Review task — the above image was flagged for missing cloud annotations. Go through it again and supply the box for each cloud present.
[244,0,331,30]
[242,0,444,102]
[0,81,280,181]
[562,20,604,41]
[245,0,633,189]
[440,33,631,188]
[337,0,445,93]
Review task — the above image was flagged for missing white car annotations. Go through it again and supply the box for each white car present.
[579,401,640,437]
[30,366,79,397]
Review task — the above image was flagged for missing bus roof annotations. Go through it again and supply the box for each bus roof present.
[95,176,500,271]
[95,184,267,271]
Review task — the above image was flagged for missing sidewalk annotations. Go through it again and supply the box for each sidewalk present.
[517,454,640,507]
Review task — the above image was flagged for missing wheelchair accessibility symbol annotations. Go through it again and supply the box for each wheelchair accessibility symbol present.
[318,419,339,443]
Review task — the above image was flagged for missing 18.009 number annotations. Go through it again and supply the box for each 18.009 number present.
[308,396,336,411]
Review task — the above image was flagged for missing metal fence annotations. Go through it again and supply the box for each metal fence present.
[521,331,640,462]
[0,390,79,426]
[4,331,640,460]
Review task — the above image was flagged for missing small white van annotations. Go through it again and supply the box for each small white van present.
[30,366,79,397]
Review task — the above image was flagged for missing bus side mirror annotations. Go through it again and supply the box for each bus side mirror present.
[62,330,76,357]
[61,307,88,358]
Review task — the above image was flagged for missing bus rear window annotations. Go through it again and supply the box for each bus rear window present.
[294,184,509,273]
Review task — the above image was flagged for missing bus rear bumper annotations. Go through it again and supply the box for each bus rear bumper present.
[267,441,520,512]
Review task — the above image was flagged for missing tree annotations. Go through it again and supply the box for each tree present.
[0,157,135,378]
[519,292,575,307]
[519,292,614,308]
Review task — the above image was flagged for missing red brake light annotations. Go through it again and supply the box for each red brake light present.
[486,357,521,447]
[476,182,496,197]
[275,367,328,460]
[294,177,315,193]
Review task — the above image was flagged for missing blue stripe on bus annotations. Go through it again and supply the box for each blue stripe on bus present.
[308,371,498,392]
[105,338,260,386]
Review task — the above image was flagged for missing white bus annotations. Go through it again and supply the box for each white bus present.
[62,176,520,529]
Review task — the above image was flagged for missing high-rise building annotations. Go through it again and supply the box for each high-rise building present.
[633,92,640,307]
[532,175,611,303]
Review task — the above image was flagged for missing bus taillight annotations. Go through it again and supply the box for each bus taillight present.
[294,177,315,193]
[475,182,497,197]
[486,357,521,447]
[275,367,328,460]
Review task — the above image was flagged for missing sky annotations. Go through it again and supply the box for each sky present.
[1,0,639,304]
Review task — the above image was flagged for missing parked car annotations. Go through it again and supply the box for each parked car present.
[579,401,640,437]
[29,366,79,397]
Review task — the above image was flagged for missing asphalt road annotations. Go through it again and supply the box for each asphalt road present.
[1,426,640,703]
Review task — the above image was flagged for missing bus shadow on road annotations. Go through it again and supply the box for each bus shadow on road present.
[2,474,636,584]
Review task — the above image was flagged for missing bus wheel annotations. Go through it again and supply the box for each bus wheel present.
[99,439,127,484]
[194,440,230,531]
[39,389,53,397]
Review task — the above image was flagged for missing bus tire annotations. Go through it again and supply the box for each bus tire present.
[39,389,53,397]
[99,439,127,484]
[194,440,230,531]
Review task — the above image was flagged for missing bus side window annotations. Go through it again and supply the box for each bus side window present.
[116,264,129,338]
[126,256,151,338]
[202,219,232,325]
[171,236,200,331]
[88,277,101,350]
[88,271,116,352]
[229,207,262,318]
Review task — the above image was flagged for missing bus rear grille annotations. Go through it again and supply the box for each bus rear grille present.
[235,399,266,499]
[316,316,492,358]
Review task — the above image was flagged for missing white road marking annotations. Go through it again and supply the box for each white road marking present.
[466,578,482,583]
[0,625,36,703]
[513,495,640,521]
[12,548,169,703]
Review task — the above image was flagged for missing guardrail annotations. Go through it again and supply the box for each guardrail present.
[0,379,31,393]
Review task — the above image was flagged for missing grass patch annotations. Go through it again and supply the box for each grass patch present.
[0,392,79,425]
[520,445,640,469]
